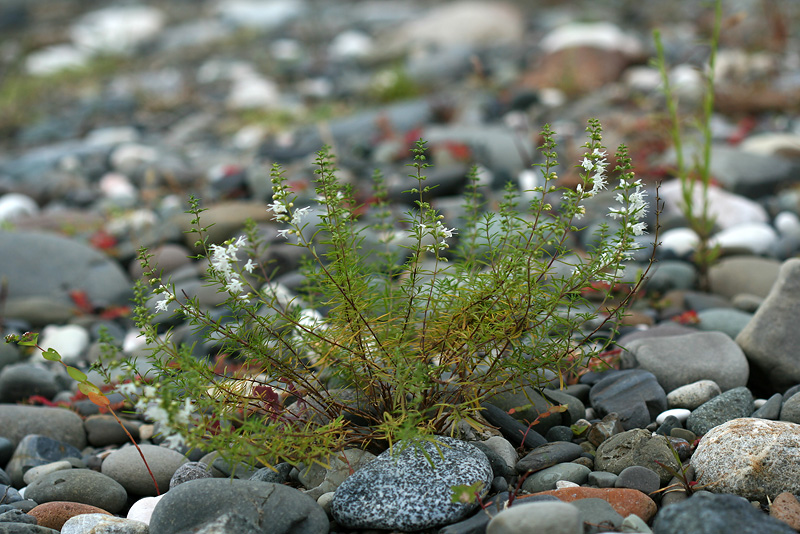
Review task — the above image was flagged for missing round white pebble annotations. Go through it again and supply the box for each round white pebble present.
[656,408,691,425]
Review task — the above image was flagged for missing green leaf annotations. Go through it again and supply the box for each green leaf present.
[66,366,87,382]
[41,348,61,362]
[450,480,485,504]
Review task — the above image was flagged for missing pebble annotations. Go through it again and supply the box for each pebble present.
[61,514,148,534]
[666,380,722,410]
[331,437,493,531]
[770,492,800,531]
[589,370,667,430]
[27,502,111,531]
[101,444,188,496]
[686,386,755,436]
[594,429,678,484]
[516,442,584,474]
[521,463,591,493]
[520,487,657,524]
[487,500,582,534]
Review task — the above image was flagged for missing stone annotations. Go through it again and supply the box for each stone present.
[33,324,90,365]
[695,308,753,339]
[686,386,754,436]
[0,509,35,524]
[479,402,547,449]
[656,409,691,425]
[70,5,165,55]
[84,414,140,447]
[621,331,748,393]
[652,492,795,534]
[61,514,148,534]
[770,492,800,532]
[102,444,188,496]
[666,380,722,410]
[709,256,782,300]
[22,461,72,486]
[709,222,779,256]
[169,461,212,489]
[24,469,127,513]
[127,495,164,524]
[519,487,657,523]
[5,435,83,488]
[27,502,111,531]
[588,471,618,488]
[516,442,584,474]
[521,463,591,493]
[753,393,783,420]
[572,498,624,533]
[298,449,376,498]
[0,231,132,312]
[660,180,768,231]
[779,392,800,423]
[737,258,800,391]
[149,479,328,534]
[0,194,38,222]
[331,437,493,531]
[589,370,667,430]
[0,364,60,403]
[615,466,661,496]
[587,413,625,447]
[691,418,800,501]
[487,500,582,534]
[594,429,678,484]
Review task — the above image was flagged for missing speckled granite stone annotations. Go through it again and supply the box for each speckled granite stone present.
[331,437,493,531]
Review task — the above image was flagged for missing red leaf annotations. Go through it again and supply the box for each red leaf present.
[69,290,94,314]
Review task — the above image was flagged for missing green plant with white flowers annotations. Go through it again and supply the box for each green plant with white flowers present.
[25,120,653,470]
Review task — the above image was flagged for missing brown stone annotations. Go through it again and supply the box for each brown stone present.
[28,501,112,530]
[770,492,800,531]
[518,486,657,522]
[522,47,633,96]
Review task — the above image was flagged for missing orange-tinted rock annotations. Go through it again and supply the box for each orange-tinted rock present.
[518,486,657,522]
[522,47,633,96]
[28,501,112,530]
[771,492,800,531]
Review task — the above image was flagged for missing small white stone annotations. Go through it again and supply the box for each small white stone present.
[23,460,72,486]
[34,324,90,365]
[656,408,691,425]
[709,222,778,256]
[555,480,580,489]
[660,227,700,257]
[0,193,39,222]
[127,495,164,525]
[227,75,282,110]
[540,21,642,55]
[25,44,89,76]
[110,143,159,173]
[775,211,800,239]
[99,173,138,201]
[71,5,165,55]
[329,30,373,60]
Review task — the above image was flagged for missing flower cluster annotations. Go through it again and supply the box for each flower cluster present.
[208,236,255,294]
[419,218,458,253]
[154,284,174,313]
[609,178,648,236]
[579,148,609,197]
[117,381,195,449]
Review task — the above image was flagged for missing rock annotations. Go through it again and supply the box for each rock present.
[0,194,38,222]
[587,413,625,447]
[656,409,691,425]
[594,429,678,484]
[706,145,799,198]
[691,418,800,501]
[169,462,212,490]
[149,479,328,534]
[27,502,111,531]
[479,402,547,449]
[33,324,90,365]
[214,0,307,31]
[174,201,272,251]
[70,5,166,55]
[0,364,60,403]
[0,231,132,313]
[127,495,164,524]
[660,180,768,231]
[653,491,795,534]
[22,461,72,486]
[24,45,90,76]
[298,449,376,498]
[516,442,584,474]
[5,435,83,488]
[779,392,800,424]
[61,514,148,534]
[102,444,188,496]
[753,393,783,420]
[709,256,782,300]
[589,370,667,430]
[487,500,582,534]
[694,308,753,339]
[709,222,779,256]
[331,437,493,531]
[666,380,722,410]
[376,2,524,54]
[519,487,657,523]
[521,463,591,493]
[644,260,697,293]
[736,258,800,391]
[622,331,748,393]
[0,525,60,533]
[572,498,624,533]
[686,386,754,436]
[770,492,800,532]
[615,466,661,496]
[588,471,618,488]
[84,414,140,447]
[24,469,127,513]
[658,228,700,259]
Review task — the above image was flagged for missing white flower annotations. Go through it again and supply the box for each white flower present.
[243,259,256,273]
[291,206,311,226]
[581,157,593,171]
[632,221,648,236]
[268,200,288,220]
[277,228,291,239]
[589,173,607,196]
[155,297,171,313]
[226,278,244,294]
